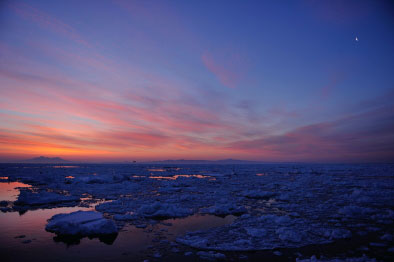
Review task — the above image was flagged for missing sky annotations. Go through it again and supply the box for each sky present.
[0,0,393,163]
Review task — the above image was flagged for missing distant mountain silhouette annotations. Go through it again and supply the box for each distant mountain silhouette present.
[21,156,71,163]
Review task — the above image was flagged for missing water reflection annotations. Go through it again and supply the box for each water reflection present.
[157,214,236,238]
[53,166,80,168]
[149,174,211,180]
[147,168,166,172]
[132,174,212,180]
[147,167,182,172]
[0,182,31,201]
[53,233,118,246]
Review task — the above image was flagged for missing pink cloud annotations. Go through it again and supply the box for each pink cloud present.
[8,2,91,48]
[227,104,394,162]
[0,64,240,157]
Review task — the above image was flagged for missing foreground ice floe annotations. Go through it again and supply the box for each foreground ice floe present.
[46,210,118,235]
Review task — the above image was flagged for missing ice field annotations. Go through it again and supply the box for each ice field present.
[0,163,393,261]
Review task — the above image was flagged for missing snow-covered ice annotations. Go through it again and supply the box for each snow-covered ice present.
[15,189,79,206]
[46,210,118,235]
[136,202,192,219]
[201,203,247,216]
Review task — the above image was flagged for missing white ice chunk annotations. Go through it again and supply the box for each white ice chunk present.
[137,202,192,219]
[46,210,118,235]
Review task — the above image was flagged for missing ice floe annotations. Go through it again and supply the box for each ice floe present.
[15,189,79,206]
[46,210,118,235]
[137,202,192,219]
[201,203,247,216]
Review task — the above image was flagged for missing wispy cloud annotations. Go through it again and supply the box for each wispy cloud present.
[202,51,246,89]
[228,103,394,162]
[8,1,91,48]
